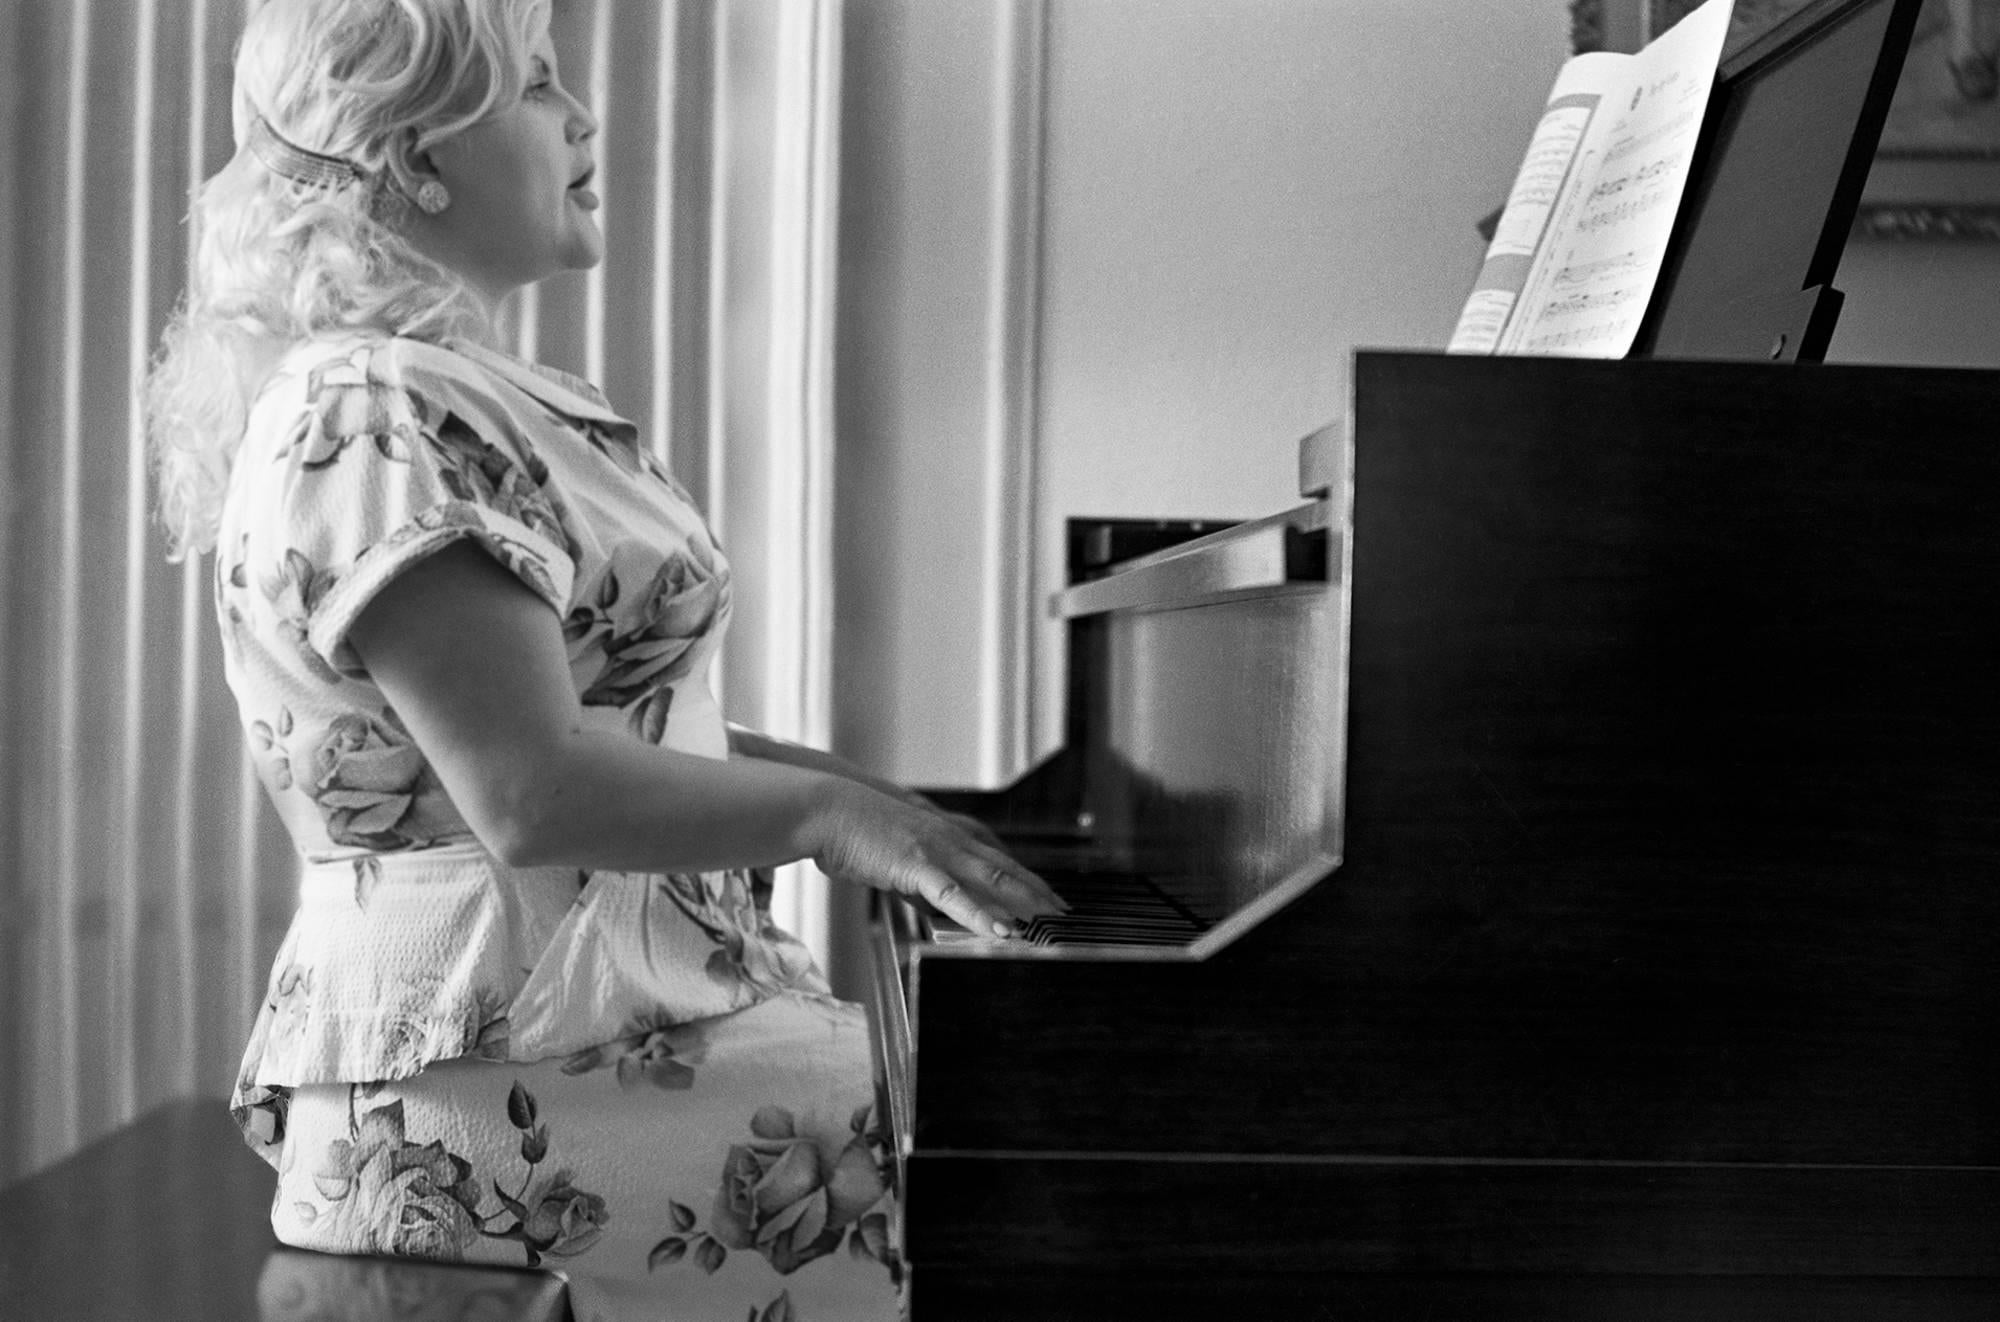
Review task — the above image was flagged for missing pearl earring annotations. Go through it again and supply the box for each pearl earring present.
[415,180,450,215]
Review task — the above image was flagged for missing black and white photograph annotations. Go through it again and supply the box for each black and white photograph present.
[1,1,1996,1318]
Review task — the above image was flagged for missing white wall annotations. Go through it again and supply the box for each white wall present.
[1034,0,1573,523]
[833,0,1579,785]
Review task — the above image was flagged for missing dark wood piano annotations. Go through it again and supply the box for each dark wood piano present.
[868,350,2000,1319]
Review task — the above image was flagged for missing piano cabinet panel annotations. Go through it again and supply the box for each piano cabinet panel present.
[904,1154,2000,1278]
[1341,353,2000,885]
[916,1272,2000,1320]
[908,849,2000,1166]
[909,1267,2000,1322]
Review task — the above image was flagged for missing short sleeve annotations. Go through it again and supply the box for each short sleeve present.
[260,344,579,678]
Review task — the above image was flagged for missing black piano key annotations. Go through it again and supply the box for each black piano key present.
[911,867,1210,947]
[1046,918,1196,936]
[1031,909,1203,927]
[1012,870,1209,947]
[1021,920,1200,942]
[1021,926,1197,948]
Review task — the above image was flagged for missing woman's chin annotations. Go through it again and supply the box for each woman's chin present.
[562,230,607,273]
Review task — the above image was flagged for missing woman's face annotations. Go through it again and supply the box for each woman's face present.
[417,22,601,308]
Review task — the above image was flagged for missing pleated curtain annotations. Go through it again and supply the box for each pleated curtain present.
[0,0,843,1187]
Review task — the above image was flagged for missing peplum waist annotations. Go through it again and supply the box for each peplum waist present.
[234,843,830,1096]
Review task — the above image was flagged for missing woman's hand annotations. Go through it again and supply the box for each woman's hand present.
[805,779,1066,937]
[894,791,1010,854]
[728,725,1017,865]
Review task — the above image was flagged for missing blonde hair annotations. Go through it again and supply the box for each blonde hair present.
[147,0,549,560]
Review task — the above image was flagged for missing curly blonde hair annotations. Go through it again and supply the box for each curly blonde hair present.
[147,0,549,560]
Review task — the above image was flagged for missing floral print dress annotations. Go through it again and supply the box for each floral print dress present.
[218,335,899,1320]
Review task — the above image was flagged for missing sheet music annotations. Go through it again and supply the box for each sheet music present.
[1449,0,1733,357]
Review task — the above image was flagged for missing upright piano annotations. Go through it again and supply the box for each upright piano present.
[868,350,2000,1318]
[861,0,2000,1312]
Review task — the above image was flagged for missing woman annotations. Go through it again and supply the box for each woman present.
[146,1,1062,1315]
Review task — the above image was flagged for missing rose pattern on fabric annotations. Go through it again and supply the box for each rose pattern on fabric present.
[747,1290,798,1322]
[232,956,319,1158]
[648,1102,895,1278]
[268,999,899,1310]
[248,705,298,791]
[507,1170,610,1262]
[465,988,512,1062]
[298,1096,484,1261]
[375,1011,442,1081]
[294,1084,614,1270]
[217,533,256,663]
[301,709,452,851]
[567,540,730,726]
[654,872,823,1007]
[261,548,344,685]
[265,960,315,1048]
[560,1011,709,1091]
[235,1082,292,1153]
[427,409,580,564]
[478,1081,611,1267]
[571,416,643,467]
[283,366,421,471]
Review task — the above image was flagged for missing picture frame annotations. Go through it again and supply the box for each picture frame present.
[1570,0,2000,237]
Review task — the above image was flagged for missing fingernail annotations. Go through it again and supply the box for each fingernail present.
[990,919,1015,938]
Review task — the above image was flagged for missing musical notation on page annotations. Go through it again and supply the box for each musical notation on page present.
[1448,0,1733,358]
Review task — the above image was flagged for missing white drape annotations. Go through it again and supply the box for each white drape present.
[0,0,841,1187]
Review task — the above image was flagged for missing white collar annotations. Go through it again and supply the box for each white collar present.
[444,337,633,432]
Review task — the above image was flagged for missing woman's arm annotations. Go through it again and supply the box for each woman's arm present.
[728,725,1010,852]
[726,726,911,802]
[347,542,1062,936]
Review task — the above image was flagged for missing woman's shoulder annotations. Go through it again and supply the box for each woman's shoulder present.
[250,333,630,478]
[247,333,534,457]
[271,333,510,410]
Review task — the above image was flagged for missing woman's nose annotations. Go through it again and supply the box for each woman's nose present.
[568,91,598,143]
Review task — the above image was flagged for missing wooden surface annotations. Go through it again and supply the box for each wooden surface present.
[0,1098,563,1322]
[0,1099,276,1320]
[906,1154,2000,1277]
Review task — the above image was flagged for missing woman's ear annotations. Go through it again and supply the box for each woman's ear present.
[382,127,443,214]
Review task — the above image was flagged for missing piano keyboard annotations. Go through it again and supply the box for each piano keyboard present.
[933,869,1208,947]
